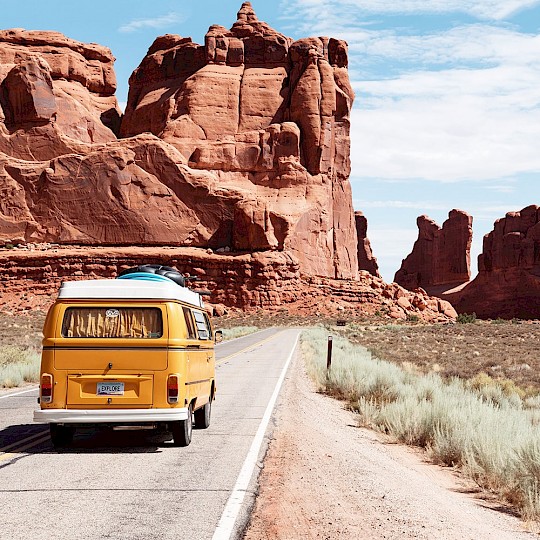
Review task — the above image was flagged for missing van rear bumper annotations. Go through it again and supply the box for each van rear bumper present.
[34,408,189,424]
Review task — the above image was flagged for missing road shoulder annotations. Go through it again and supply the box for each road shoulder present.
[243,342,535,540]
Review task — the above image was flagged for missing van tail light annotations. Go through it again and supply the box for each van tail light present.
[41,373,53,404]
[167,375,179,404]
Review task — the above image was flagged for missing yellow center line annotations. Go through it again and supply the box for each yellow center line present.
[0,434,50,462]
[0,430,49,454]
[216,331,284,366]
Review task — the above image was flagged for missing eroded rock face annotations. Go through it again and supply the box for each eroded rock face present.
[354,211,380,277]
[395,210,472,291]
[0,28,120,151]
[0,4,358,280]
[0,245,457,323]
[120,1,358,278]
[445,205,540,319]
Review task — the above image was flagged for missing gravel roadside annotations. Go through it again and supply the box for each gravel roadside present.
[244,349,536,540]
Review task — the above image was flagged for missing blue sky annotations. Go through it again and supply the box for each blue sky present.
[3,0,540,281]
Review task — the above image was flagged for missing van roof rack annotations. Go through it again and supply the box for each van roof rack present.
[58,279,205,308]
[117,265,188,287]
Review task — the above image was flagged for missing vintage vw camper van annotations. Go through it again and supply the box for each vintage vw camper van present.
[34,267,218,448]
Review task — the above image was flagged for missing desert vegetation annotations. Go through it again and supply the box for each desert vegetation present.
[302,327,540,522]
[220,326,259,340]
[0,346,40,388]
[340,320,540,393]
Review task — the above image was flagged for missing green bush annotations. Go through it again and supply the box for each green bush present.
[456,312,477,324]
[301,328,540,520]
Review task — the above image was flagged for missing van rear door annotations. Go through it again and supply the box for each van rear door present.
[52,304,168,408]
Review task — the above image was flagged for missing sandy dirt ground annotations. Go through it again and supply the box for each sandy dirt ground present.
[244,350,536,540]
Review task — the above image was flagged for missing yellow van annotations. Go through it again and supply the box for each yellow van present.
[34,267,220,448]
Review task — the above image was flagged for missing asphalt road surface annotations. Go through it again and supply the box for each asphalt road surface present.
[0,327,300,540]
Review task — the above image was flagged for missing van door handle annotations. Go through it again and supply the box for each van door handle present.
[187,345,200,349]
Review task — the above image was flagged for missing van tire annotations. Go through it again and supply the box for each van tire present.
[171,404,192,447]
[194,400,211,429]
[50,424,75,448]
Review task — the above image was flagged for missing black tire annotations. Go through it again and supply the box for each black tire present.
[171,404,193,447]
[50,424,75,448]
[194,400,211,430]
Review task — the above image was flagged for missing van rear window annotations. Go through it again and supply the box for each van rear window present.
[61,308,163,338]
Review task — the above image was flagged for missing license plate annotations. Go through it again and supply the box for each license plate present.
[97,382,124,396]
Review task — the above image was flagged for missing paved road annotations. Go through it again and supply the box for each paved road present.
[0,328,300,540]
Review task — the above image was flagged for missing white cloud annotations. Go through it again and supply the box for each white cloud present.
[348,26,540,182]
[354,200,450,210]
[347,25,540,67]
[282,0,540,22]
[118,12,185,33]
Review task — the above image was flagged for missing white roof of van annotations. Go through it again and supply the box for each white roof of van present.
[58,279,204,308]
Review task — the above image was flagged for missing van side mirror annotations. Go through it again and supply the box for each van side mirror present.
[214,330,223,343]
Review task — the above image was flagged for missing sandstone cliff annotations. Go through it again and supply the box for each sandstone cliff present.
[0,245,457,323]
[445,205,540,319]
[0,3,358,280]
[395,210,472,292]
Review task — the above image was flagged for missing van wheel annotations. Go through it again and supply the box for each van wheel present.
[171,404,192,447]
[50,424,75,448]
[194,400,211,429]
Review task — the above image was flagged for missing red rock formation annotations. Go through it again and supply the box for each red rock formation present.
[0,245,457,322]
[444,205,540,319]
[354,211,380,277]
[0,28,120,154]
[394,210,472,292]
[0,4,358,280]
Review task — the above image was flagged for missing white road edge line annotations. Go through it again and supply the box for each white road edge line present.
[212,330,300,540]
[0,387,38,400]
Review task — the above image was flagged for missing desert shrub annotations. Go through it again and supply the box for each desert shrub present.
[301,328,540,520]
[456,312,477,324]
[220,326,259,341]
[468,372,526,403]
[0,346,40,387]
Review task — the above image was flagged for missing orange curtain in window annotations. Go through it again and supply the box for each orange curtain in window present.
[63,308,162,338]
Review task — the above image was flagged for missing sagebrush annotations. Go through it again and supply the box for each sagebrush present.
[302,327,540,521]
[0,346,40,388]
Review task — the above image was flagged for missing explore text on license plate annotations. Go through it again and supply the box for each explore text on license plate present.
[97,382,124,395]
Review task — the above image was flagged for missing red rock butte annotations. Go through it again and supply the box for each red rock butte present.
[395,206,540,319]
[0,2,358,280]
[395,210,473,292]
[444,205,540,319]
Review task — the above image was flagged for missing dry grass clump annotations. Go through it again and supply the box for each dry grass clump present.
[221,326,259,341]
[0,346,40,388]
[302,327,540,521]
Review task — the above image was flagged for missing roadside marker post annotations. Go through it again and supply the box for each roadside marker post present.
[327,335,333,371]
